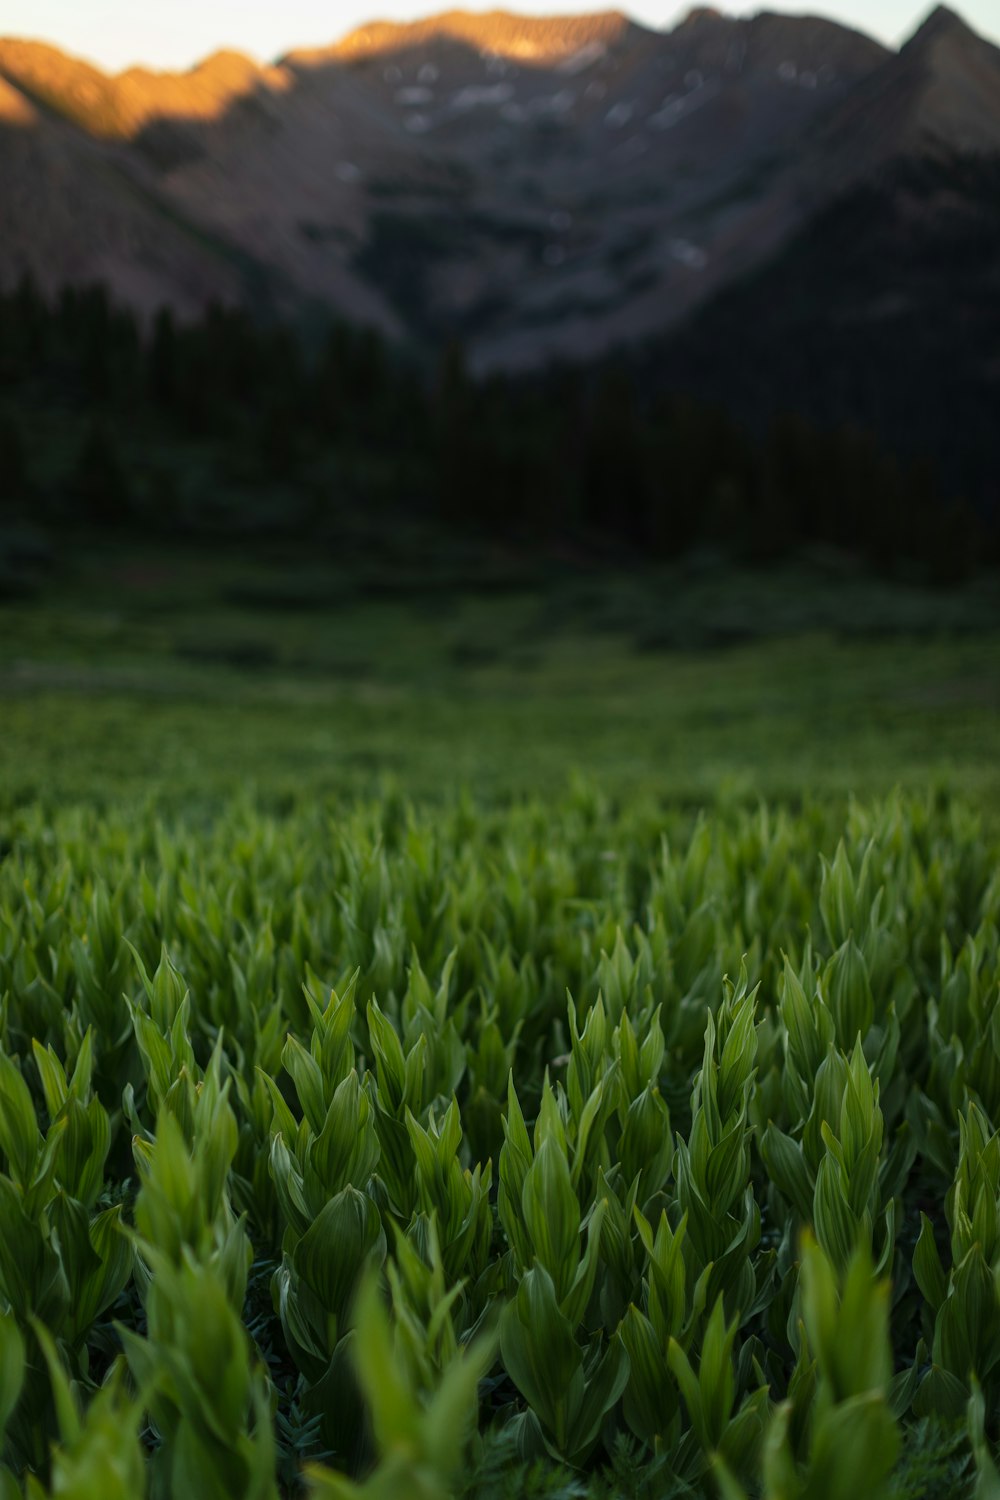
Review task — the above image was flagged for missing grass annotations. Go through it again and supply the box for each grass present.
[1,544,998,1499]
[1,543,998,812]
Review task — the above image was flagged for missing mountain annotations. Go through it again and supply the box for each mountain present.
[0,38,280,139]
[293,9,640,66]
[0,4,998,468]
[0,66,260,318]
[817,5,1000,173]
[0,6,891,353]
[0,38,406,325]
[641,8,1000,507]
[254,5,893,365]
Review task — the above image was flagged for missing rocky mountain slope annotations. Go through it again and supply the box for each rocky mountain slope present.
[635,8,1000,505]
[0,5,998,372]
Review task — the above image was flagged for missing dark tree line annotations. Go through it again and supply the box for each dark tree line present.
[0,273,993,581]
[642,152,1000,553]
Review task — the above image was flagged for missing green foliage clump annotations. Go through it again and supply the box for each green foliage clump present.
[0,788,1000,1497]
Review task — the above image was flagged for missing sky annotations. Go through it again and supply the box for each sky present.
[1,0,998,72]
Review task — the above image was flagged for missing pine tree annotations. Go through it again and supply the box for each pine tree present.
[148,307,177,409]
[0,412,27,511]
[74,420,130,526]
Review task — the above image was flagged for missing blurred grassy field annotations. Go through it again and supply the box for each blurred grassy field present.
[2,543,998,812]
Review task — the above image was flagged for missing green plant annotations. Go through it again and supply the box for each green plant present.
[0,789,999,1497]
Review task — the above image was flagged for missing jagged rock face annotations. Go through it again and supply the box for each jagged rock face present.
[814,3,1000,171]
[0,6,997,366]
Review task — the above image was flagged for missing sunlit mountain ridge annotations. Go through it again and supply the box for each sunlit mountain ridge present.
[0,4,997,379]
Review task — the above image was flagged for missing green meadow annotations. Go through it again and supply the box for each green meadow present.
[2,546,998,809]
[1,546,1000,1500]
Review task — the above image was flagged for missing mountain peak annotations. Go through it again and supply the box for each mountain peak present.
[118,49,264,88]
[291,9,638,67]
[817,0,1000,175]
[190,49,262,77]
[677,7,725,25]
[905,4,977,48]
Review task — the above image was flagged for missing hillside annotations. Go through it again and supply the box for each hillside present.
[0,5,998,505]
[0,37,286,138]
[644,149,1000,510]
[803,3,1000,204]
[0,6,890,349]
[3,7,997,363]
[638,9,1000,508]
[0,69,266,317]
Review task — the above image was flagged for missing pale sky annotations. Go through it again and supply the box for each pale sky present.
[0,0,997,72]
